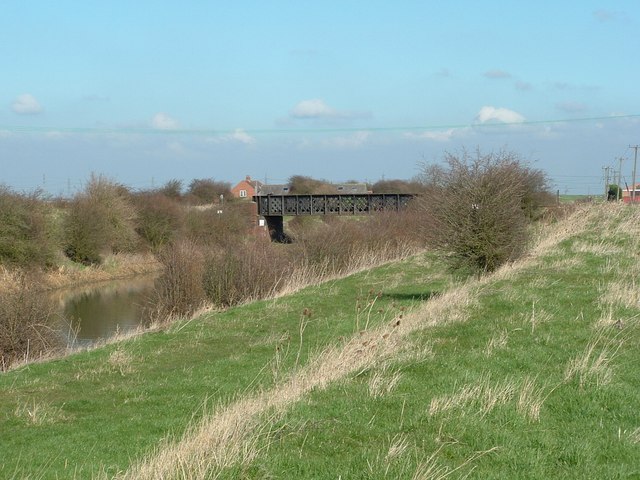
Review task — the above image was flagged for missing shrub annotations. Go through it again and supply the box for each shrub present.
[290,210,424,274]
[418,149,550,273]
[0,187,59,268]
[158,179,183,200]
[149,240,208,320]
[63,175,138,265]
[185,203,252,247]
[0,272,62,370]
[186,178,231,205]
[133,193,185,250]
[371,178,425,194]
[288,175,335,194]
[202,238,292,307]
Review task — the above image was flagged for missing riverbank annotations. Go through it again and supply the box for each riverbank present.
[0,252,161,292]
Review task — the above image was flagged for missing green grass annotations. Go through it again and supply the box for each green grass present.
[0,252,451,479]
[2,204,640,479]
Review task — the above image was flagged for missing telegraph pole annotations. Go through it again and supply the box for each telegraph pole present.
[603,166,610,200]
[617,157,624,201]
[631,145,639,203]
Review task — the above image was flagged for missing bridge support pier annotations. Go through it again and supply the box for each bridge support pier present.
[264,216,290,243]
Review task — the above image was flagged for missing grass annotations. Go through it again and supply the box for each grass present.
[2,203,640,478]
[0,249,449,478]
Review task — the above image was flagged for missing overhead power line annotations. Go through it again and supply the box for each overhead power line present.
[0,113,639,136]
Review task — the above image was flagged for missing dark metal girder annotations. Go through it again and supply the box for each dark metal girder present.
[253,193,415,217]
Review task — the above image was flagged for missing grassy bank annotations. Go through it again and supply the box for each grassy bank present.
[0,249,448,478]
[1,203,639,478]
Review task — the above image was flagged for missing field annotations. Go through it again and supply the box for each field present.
[1,203,639,479]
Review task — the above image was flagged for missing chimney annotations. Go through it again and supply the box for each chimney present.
[245,175,251,181]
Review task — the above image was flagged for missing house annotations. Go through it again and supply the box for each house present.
[258,184,291,195]
[622,184,640,203]
[233,176,370,199]
[333,183,369,194]
[231,176,263,199]
[258,182,369,195]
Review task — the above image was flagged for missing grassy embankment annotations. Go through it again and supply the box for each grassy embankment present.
[1,203,639,478]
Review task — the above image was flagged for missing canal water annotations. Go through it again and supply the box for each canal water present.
[55,275,158,347]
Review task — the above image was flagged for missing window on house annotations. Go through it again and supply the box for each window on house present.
[239,189,247,197]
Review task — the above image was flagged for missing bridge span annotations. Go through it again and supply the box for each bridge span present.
[253,193,416,242]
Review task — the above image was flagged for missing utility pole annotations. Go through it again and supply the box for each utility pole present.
[631,145,639,203]
[603,166,610,200]
[617,157,624,201]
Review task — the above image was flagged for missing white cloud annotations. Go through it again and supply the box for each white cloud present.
[291,99,337,119]
[288,99,371,123]
[206,128,256,145]
[229,128,255,144]
[151,112,179,130]
[476,106,525,124]
[11,94,43,114]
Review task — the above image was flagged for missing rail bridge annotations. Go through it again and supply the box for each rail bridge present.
[254,193,416,242]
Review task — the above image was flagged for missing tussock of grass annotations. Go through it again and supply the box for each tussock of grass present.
[564,326,624,388]
[428,374,545,421]
[483,330,508,356]
[14,399,66,426]
[368,363,403,398]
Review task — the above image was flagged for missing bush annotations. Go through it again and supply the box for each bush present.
[0,272,62,370]
[202,238,292,307]
[0,187,59,268]
[158,179,183,200]
[419,149,550,273]
[290,210,424,274]
[185,203,252,247]
[64,175,138,265]
[186,178,231,205]
[371,178,425,194]
[133,193,185,250]
[288,175,335,194]
[149,240,208,320]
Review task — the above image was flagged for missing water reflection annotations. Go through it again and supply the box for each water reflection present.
[56,275,157,347]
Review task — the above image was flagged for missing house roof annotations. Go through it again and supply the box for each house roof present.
[258,184,290,195]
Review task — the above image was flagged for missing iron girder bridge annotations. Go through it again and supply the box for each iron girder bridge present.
[253,193,416,242]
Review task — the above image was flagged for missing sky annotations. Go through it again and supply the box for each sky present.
[1,1,639,196]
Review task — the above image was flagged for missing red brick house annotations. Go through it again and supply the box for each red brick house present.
[622,184,640,203]
[231,175,263,199]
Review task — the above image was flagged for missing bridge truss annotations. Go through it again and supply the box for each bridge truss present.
[253,194,416,242]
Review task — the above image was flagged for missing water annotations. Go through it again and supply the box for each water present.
[56,275,157,347]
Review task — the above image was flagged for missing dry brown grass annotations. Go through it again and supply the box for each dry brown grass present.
[0,253,161,293]
[368,363,403,398]
[428,374,546,422]
[483,330,509,356]
[14,399,66,426]
[564,326,624,388]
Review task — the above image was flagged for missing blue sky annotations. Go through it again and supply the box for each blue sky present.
[1,1,639,195]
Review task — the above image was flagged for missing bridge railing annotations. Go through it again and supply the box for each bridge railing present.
[254,194,415,217]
